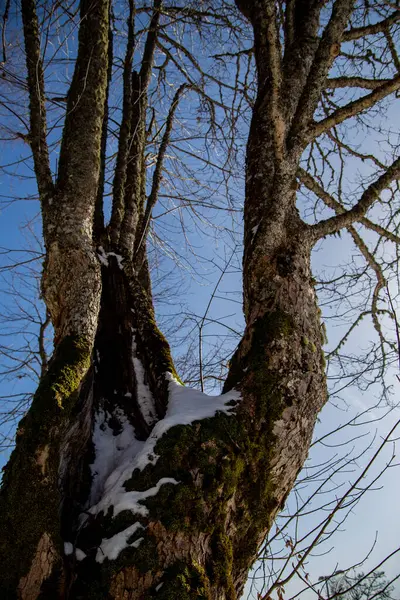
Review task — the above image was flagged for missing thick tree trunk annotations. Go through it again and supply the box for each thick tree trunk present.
[0,228,326,600]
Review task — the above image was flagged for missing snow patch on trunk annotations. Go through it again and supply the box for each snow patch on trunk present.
[89,376,240,517]
[75,548,87,561]
[96,522,145,564]
[64,542,73,556]
[97,246,124,269]
[89,408,145,505]
[92,477,179,518]
[132,335,156,426]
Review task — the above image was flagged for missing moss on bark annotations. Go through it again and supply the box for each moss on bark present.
[0,336,91,597]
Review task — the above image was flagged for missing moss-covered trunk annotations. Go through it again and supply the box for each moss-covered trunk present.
[0,231,326,600]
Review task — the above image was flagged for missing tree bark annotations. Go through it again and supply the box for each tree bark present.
[0,199,326,600]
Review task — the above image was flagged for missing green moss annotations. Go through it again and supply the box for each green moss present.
[153,562,211,600]
[28,335,91,429]
[321,322,328,345]
[224,309,294,392]
[209,529,235,598]
[127,535,159,574]
[49,337,91,410]
[0,335,92,595]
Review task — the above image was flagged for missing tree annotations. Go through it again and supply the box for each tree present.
[0,0,399,598]
[319,570,395,600]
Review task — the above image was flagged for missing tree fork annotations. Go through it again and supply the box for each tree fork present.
[69,245,325,600]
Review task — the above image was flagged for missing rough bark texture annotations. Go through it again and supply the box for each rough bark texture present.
[1,0,398,597]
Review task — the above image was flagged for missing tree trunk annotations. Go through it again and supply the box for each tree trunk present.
[0,218,326,600]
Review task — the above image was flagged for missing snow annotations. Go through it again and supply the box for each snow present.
[92,477,179,518]
[89,408,145,505]
[64,542,73,556]
[75,548,87,561]
[87,375,240,562]
[97,246,109,267]
[96,522,144,564]
[97,246,124,269]
[89,375,240,517]
[107,252,124,270]
[132,336,156,426]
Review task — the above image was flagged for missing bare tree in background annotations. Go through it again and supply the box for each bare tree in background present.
[0,0,399,598]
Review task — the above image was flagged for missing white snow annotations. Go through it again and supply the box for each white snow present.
[89,375,240,518]
[75,548,87,561]
[107,252,124,270]
[97,246,109,267]
[97,247,124,269]
[64,543,87,561]
[64,542,73,556]
[89,408,145,505]
[92,476,179,519]
[87,375,240,563]
[132,337,156,426]
[96,522,144,563]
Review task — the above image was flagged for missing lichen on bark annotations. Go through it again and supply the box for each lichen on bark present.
[0,335,93,597]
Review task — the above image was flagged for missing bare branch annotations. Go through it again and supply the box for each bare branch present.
[298,167,400,244]
[1,0,10,63]
[134,83,192,259]
[119,0,162,257]
[342,12,400,42]
[310,75,400,141]
[54,0,111,243]
[327,77,391,90]
[109,0,135,244]
[289,0,356,153]
[311,156,400,239]
[21,0,54,203]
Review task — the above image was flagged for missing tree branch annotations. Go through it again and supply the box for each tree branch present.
[21,0,54,204]
[310,156,400,239]
[288,0,356,154]
[139,0,162,89]
[119,0,162,257]
[347,226,386,351]
[327,76,391,90]
[310,75,400,140]
[94,9,113,242]
[109,0,135,245]
[297,167,400,244]
[342,12,400,41]
[133,83,191,259]
[384,26,400,74]
[55,0,111,241]
[1,0,11,63]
